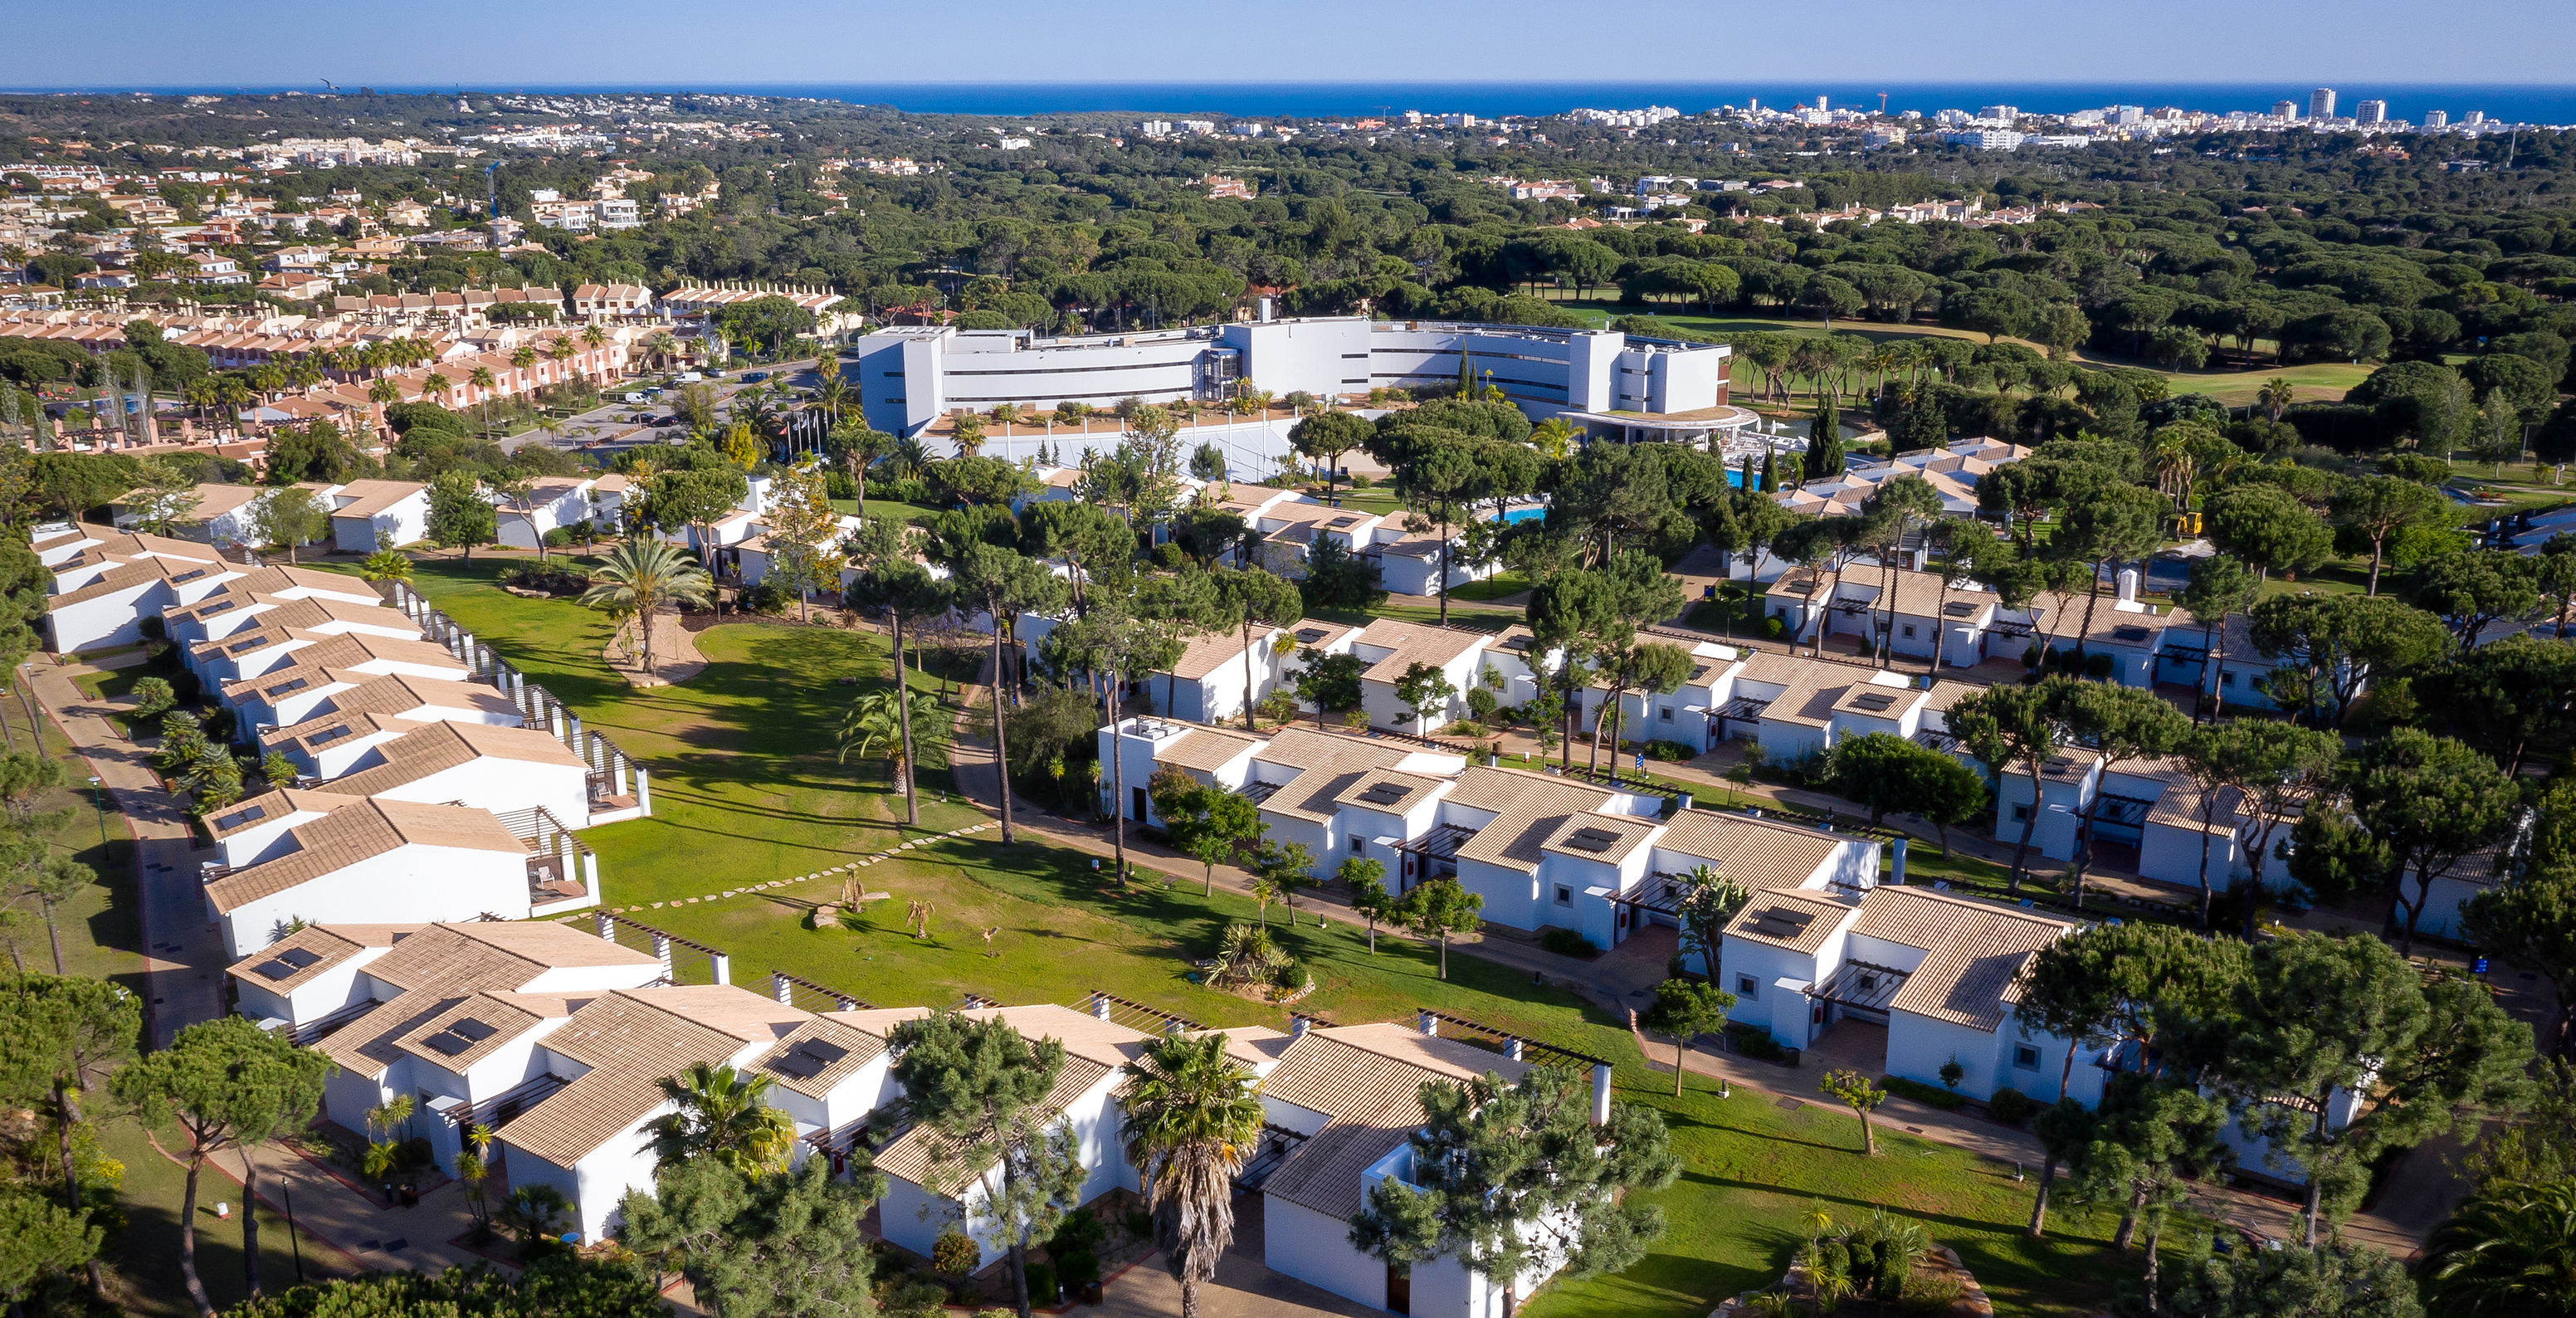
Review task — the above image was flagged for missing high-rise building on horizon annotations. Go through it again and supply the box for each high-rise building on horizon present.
[2309,87,2337,120]
[2465,110,2487,125]
[1815,95,1829,112]
[2354,100,2386,124]
[2425,110,2449,129]
[1978,104,2018,122]
[2272,99,2300,120]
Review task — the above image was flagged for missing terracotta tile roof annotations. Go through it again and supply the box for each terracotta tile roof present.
[359,920,656,997]
[1258,1023,1531,1219]
[1261,743,1418,824]
[260,710,410,757]
[1155,725,1263,774]
[1350,618,1487,684]
[300,671,522,724]
[749,1018,890,1100]
[1653,811,1847,891]
[1848,886,2074,1031]
[1168,627,1276,682]
[206,787,363,840]
[204,797,530,913]
[1280,620,1359,652]
[2022,593,2193,647]
[225,922,388,993]
[328,480,428,520]
[876,1052,1114,1189]
[1332,768,1449,815]
[391,990,563,1072]
[51,555,222,608]
[1444,766,1618,873]
[217,635,468,700]
[322,720,585,797]
[1723,890,1860,954]
[1539,811,1661,864]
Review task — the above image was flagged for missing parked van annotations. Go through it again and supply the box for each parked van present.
[622,392,647,403]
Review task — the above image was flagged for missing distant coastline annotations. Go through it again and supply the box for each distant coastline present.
[7,81,2576,125]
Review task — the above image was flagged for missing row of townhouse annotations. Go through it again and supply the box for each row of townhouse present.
[1103,717,1879,954]
[1760,561,2286,706]
[237,915,1616,1317]
[1022,610,1550,733]
[1773,437,2032,519]
[107,481,432,560]
[1104,708,2355,1195]
[1026,476,1530,601]
[33,524,648,954]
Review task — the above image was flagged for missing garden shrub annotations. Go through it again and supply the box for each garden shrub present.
[1646,740,1695,762]
[1881,1076,1967,1110]
[1762,614,1787,640]
[2083,651,2115,680]
[1271,956,1304,989]
[139,614,165,640]
[1350,473,1374,489]
[1725,1022,1783,1061]
[1466,686,1498,721]
[1022,1262,1056,1306]
[1055,1251,1100,1288]
[1986,1087,2036,1124]
[1444,720,1487,739]
[1539,927,1598,959]
[931,1229,980,1278]
[739,576,797,614]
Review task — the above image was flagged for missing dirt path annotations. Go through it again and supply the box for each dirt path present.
[607,605,706,686]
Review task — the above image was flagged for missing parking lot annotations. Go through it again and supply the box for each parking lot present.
[499,354,839,461]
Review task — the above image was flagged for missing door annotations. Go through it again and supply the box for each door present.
[1385,1262,1411,1316]
[1133,786,1148,821]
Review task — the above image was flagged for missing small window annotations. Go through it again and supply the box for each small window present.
[1736,974,1759,1000]
[2012,803,2030,822]
[1658,706,1674,723]
[1901,624,1917,639]
[1351,836,1364,855]
[2014,1045,2042,1071]
[1554,884,1573,907]
[2220,671,2237,687]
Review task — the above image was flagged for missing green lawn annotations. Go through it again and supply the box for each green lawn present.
[1549,301,2369,406]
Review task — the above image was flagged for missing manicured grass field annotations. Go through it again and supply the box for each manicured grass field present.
[1557,303,2369,406]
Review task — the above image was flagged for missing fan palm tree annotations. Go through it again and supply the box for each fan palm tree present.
[2259,377,2296,425]
[467,366,497,434]
[581,324,607,351]
[510,345,538,373]
[644,1063,796,1176]
[2147,428,2194,509]
[578,537,715,681]
[2421,1178,2576,1317]
[496,1183,570,1247]
[1120,1033,1266,1318]
[366,377,401,408]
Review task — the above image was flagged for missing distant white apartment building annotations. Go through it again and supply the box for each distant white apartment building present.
[2310,88,2337,120]
[851,318,1732,445]
[1943,129,2025,151]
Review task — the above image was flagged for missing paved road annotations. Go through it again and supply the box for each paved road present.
[27,660,224,1049]
[27,661,489,1277]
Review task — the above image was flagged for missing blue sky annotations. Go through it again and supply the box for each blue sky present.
[10,0,2573,90]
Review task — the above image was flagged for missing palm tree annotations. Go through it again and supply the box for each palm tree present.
[467,366,497,434]
[510,345,538,374]
[1120,1033,1266,1318]
[2420,1178,2576,1316]
[1530,416,1575,461]
[578,537,715,681]
[837,688,939,797]
[496,1183,570,1248]
[2259,377,2295,426]
[366,377,401,408]
[358,549,412,583]
[2147,428,2193,509]
[581,324,607,351]
[645,1063,796,1177]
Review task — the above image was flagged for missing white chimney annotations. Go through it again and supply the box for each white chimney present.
[2116,569,2139,603]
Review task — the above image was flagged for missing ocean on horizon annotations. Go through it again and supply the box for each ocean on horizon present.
[13,80,2576,127]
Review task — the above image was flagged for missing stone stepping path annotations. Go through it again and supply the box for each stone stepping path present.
[609,823,998,913]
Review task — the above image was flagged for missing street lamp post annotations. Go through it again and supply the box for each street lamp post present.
[85,776,107,853]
